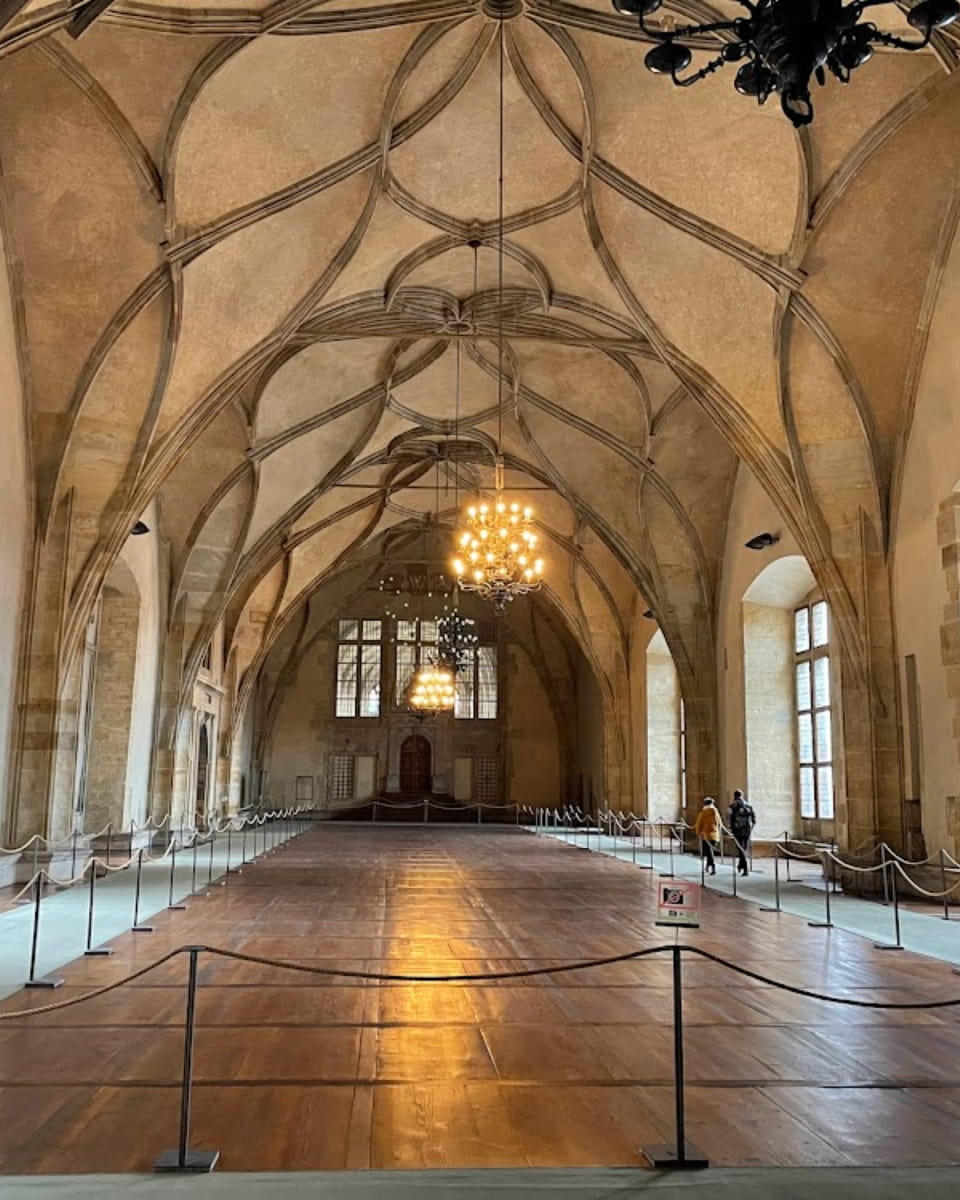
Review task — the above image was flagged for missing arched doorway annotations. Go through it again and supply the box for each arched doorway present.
[400,734,431,793]
[195,723,210,827]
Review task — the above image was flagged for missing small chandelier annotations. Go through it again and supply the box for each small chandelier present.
[407,664,456,714]
[453,461,543,614]
[436,611,479,672]
[613,0,959,126]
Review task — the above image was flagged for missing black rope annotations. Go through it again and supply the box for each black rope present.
[3,942,960,1021]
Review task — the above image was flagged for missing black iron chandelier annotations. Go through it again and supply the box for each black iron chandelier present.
[612,0,958,125]
[436,611,479,673]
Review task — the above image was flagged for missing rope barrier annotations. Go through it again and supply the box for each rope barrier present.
[891,858,960,900]
[3,940,960,1023]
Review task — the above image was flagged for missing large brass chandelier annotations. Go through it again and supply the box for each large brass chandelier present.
[451,21,545,614]
[453,462,543,615]
[407,664,456,713]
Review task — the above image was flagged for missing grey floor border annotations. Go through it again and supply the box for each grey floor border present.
[4,1167,960,1199]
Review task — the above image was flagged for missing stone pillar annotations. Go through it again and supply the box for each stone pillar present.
[84,583,139,835]
[938,493,960,855]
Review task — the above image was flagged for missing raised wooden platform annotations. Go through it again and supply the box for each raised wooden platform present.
[0,825,959,1174]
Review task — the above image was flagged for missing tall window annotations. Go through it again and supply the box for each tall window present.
[395,619,437,704]
[794,600,833,819]
[336,620,381,718]
[679,696,687,813]
[455,645,498,719]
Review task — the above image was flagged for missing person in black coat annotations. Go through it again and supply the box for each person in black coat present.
[729,789,756,876]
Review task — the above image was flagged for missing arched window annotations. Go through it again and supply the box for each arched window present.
[794,600,833,820]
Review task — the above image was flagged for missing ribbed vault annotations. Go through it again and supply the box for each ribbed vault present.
[2,0,959,840]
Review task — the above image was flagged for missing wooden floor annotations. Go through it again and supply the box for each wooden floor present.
[2,824,960,1174]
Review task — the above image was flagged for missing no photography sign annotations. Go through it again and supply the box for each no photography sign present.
[656,878,701,928]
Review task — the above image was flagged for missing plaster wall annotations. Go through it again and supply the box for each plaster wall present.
[716,462,804,808]
[893,218,960,854]
[743,601,795,838]
[0,220,29,832]
[646,632,680,818]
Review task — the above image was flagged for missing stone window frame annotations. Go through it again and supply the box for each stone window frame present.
[794,600,834,821]
[335,619,382,719]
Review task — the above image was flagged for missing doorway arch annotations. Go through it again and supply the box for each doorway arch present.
[195,722,210,827]
[400,734,431,793]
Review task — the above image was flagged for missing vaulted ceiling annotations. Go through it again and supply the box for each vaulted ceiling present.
[1,0,959,713]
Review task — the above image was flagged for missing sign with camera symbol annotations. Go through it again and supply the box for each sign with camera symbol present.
[655,878,701,928]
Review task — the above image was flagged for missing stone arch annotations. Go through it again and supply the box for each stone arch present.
[0,210,31,840]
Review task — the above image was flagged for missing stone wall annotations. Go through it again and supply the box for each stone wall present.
[893,217,960,855]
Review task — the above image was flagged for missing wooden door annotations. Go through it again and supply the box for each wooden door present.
[399,735,432,793]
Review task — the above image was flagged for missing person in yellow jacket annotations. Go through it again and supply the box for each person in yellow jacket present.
[694,797,721,875]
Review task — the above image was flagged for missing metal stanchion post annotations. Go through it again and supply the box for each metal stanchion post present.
[808,852,833,928]
[760,845,781,912]
[641,946,707,1168]
[632,822,637,865]
[168,834,186,911]
[875,859,904,951]
[207,832,215,888]
[70,827,78,881]
[106,823,112,867]
[132,849,154,932]
[422,797,428,824]
[31,834,39,883]
[191,835,199,896]
[84,859,113,957]
[941,850,951,921]
[155,948,219,1173]
[25,874,64,988]
[668,828,675,876]
[731,842,738,898]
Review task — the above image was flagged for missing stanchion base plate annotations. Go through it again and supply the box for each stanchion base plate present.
[635,864,653,871]
[131,925,154,933]
[873,944,904,951]
[25,977,64,989]
[807,922,832,928]
[758,906,780,912]
[640,1143,709,1169]
[167,904,187,911]
[155,1149,220,1173]
[84,947,113,957]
